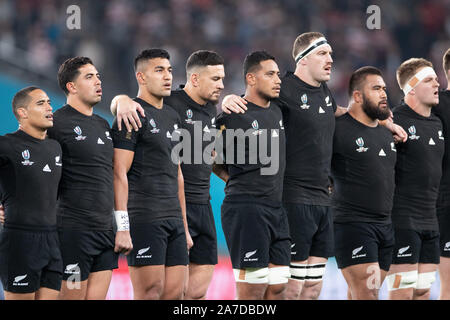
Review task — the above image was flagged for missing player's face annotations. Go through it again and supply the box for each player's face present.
[413,69,439,107]
[254,59,281,100]
[305,44,333,82]
[197,65,225,104]
[361,74,390,121]
[141,58,173,98]
[22,89,53,129]
[73,64,102,106]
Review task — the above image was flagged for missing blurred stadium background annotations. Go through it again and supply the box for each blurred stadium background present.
[0,0,449,299]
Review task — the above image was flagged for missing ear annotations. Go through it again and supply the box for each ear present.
[136,71,145,85]
[246,73,256,87]
[353,90,363,104]
[16,107,28,120]
[190,73,200,87]
[66,82,76,94]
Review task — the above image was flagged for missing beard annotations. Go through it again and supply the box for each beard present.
[362,96,390,121]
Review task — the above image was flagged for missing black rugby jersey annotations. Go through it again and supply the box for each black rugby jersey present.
[112,98,182,224]
[165,88,217,204]
[331,113,396,224]
[0,130,62,228]
[433,90,450,209]
[216,101,286,204]
[47,105,114,230]
[392,103,444,231]
[279,72,337,206]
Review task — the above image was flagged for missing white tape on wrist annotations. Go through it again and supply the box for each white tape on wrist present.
[114,210,130,231]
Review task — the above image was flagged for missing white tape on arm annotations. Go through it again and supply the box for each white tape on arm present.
[114,210,130,231]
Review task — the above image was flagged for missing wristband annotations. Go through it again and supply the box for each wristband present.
[114,210,130,231]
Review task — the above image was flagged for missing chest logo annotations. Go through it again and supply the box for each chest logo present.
[149,118,160,133]
[355,137,369,153]
[55,156,62,166]
[325,96,332,107]
[74,126,87,141]
[439,130,445,140]
[429,138,436,145]
[105,131,112,140]
[379,149,386,157]
[185,109,194,124]
[300,94,310,110]
[408,126,420,140]
[21,149,34,166]
[391,142,397,152]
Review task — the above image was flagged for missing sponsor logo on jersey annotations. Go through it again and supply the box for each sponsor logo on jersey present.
[408,126,420,140]
[137,247,152,259]
[21,149,34,166]
[203,125,210,133]
[13,274,29,286]
[397,246,412,257]
[97,138,105,145]
[300,94,310,110]
[74,126,87,141]
[42,164,51,172]
[251,120,262,135]
[355,137,369,152]
[379,149,386,156]
[244,250,258,262]
[429,138,436,145]
[318,106,325,114]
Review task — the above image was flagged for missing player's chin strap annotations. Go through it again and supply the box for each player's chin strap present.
[295,37,329,64]
[402,67,436,96]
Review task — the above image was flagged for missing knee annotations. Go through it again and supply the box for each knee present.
[137,280,164,300]
[302,281,322,300]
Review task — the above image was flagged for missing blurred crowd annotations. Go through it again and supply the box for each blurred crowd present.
[0,0,449,110]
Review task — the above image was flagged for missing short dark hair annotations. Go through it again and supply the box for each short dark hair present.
[58,56,93,95]
[186,50,224,73]
[12,86,41,120]
[396,58,433,90]
[348,66,382,96]
[134,49,170,71]
[443,48,450,78]
[243,51,275,77]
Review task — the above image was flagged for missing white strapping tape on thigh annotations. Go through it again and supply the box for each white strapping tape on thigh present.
[233,268,269,284]
[416,271,436,289]
[268,266,291,285]
[306,263,326,282]
[290,263,307,281]
[386,270,418,291]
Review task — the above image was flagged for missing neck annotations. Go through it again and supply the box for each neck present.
[183,83,206,105]
[243,90,270,108]
[19,124,47,140]
[405,96,432,117]
[294,64,321,87]
[347,102,378,127]
[137,89,163,109]
[67,95,94,116]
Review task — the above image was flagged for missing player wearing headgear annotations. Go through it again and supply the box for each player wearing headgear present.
[332,67,396,299]
[387,58,443,300]
[0,87,62,300]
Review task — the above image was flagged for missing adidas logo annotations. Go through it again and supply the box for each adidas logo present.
[397,246,412,257]
[43,164,51,172]
[244,250,258,262]
[97,138,105,145]
[203,125,210,133]
[272,130,279,138]
[429,138,436,145]
[137,247,152,259]
[352,246,366,259]
[319,107,325,114]
[379,149,386,157]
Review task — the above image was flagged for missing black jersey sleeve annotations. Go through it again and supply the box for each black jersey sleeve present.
[111,115,145,151]
[0,137,10,167]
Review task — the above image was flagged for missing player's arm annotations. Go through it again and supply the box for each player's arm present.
[110,95,145,132]
[221,94,248,114]
[379,110,407,143]
[113,148,135,255]
[0,204,4,225]
[178,164,193,250]
[212,163,229,182]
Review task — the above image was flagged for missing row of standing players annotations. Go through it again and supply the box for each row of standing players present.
[0,32,449,300]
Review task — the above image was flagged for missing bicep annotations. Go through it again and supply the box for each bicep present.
[113,148,135,175]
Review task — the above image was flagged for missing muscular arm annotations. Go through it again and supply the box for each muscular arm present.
[110,95,145,132]
[113,148,135,255]
[178,164,193,250]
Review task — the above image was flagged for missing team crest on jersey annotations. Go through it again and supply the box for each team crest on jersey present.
[166,131,172,139]
[55,156,62,166]
[149,118,160,133]
[408,126,420,140]
[211,117,216,128]
[105,131,112,140]
[21,149,34,166]
[279,119,284,130]
[391,142,397,152]
[439,130,445,140]
[185,109,194,124]
[325,96,332,107]
[355,137,368,152]
[74,126,86,141]
[300,94,310,110]
[251,120,262,135]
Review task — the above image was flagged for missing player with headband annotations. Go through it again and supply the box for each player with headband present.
[387,58,443,300]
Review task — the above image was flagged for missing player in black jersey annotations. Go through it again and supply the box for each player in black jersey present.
[110,51,225,300]
[112,49,192,300]
[387,58,443,300]
[214,51,290,300]
[0,87,62,300]
[50,57,129,300]
[221,32,407,300]
[332,67,396,300]
[431,48,450,300]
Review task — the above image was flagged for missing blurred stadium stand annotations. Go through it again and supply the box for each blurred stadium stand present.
[0,0,448,299]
